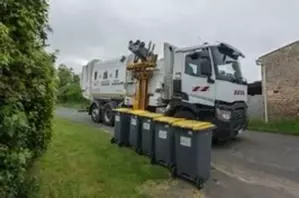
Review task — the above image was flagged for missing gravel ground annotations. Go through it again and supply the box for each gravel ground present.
[56,107,299,198]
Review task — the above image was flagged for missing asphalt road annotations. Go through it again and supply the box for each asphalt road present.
[56,107,299,198]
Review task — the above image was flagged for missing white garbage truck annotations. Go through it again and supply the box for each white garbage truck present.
[80,41,248,141]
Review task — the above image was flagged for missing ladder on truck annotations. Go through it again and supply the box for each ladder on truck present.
[127,40,158,110]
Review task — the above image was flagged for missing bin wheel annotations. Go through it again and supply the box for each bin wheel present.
[150,156,156,165]
[124,143,130,147]
[135,148,142,155]
[118,141,124,147]
[110,137,116,144]
[170,166,177,178]
[195,178,204,189]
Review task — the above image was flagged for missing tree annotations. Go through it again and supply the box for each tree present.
[57,64,73,88]
[56,64,86,104]
[73,74,80,83]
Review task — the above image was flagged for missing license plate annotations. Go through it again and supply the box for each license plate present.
[158,130,167,139]
[115,115,120,122]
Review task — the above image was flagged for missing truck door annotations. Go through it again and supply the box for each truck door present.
[181,48,216,106]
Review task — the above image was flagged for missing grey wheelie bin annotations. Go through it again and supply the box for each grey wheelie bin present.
[138,112,163,157]
[129,110,148,154]
[172,120,215,189]
[110,108,132,147]
[151,116,185,170]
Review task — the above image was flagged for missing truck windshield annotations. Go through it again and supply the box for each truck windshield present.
[212,47,244,84]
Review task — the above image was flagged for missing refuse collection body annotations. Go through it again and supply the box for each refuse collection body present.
[112,108,133,146]
[172,120,215,188]
[152,116,185,169]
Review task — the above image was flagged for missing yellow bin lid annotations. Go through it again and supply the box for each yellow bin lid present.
[113,108,133,113]
[153,116,185,124]
[130,110,148,116]
[130,110,164,118]
[172,120,215,131]
[139,112,164,118]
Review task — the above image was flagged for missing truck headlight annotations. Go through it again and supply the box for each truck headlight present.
[216,108,231,121]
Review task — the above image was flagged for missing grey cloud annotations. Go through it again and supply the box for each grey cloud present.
[48,0,299,82]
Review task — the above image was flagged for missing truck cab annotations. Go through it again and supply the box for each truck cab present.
[163,42,248,141]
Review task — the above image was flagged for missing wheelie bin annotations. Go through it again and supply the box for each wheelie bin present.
[110,108,132,146]
[171,120,215,189]
[137,112,163,157]
[129,110,148,154]
[151,116,185,170]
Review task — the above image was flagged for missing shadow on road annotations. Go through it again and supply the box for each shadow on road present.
[212,136,246,149]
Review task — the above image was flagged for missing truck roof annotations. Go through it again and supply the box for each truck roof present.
[175,42,245,58]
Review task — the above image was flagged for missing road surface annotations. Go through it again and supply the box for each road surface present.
[56,107,299,198]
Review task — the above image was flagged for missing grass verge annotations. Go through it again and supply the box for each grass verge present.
[248,119,299,136]
[29,118,168,198]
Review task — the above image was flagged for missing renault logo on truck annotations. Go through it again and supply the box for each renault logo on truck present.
[234,90,245,95]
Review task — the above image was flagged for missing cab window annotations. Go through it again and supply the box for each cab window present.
[94,71,98,80]
[103,71,108,79]
[115,69,119,78]
[185,52,210,76]
[185,55,201,76]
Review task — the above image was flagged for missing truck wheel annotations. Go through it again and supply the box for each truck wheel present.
[91,104,101,123]
[174,110,196,120]
[102,103,115,126]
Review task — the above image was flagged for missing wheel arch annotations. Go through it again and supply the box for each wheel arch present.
[165,100,197,117]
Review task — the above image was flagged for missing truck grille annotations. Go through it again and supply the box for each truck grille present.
[233,109,246,120]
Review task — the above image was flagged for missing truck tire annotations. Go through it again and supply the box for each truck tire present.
[102,102,116,126]
[91,103,101,123]
[174,110,196,120]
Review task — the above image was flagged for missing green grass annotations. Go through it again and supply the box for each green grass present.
[29,118,168,198]
[248,119,299,136]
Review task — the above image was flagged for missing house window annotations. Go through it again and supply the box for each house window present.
[115,69,119,78]
[94,71,98,80]
[103,71,108,79]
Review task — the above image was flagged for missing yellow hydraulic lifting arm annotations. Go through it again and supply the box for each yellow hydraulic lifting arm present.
[127,40,158,110]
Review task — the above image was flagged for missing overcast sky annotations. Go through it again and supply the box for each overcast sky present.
[48,0,299,82]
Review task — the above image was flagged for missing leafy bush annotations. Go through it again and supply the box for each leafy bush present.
[56,64,88,104]
[58,83,86,103]
[0,0,56,197]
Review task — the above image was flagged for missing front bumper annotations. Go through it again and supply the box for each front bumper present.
[212,103,248,140]
[213,118,247,140]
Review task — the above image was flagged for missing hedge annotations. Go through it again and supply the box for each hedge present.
[0,1,56,197]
